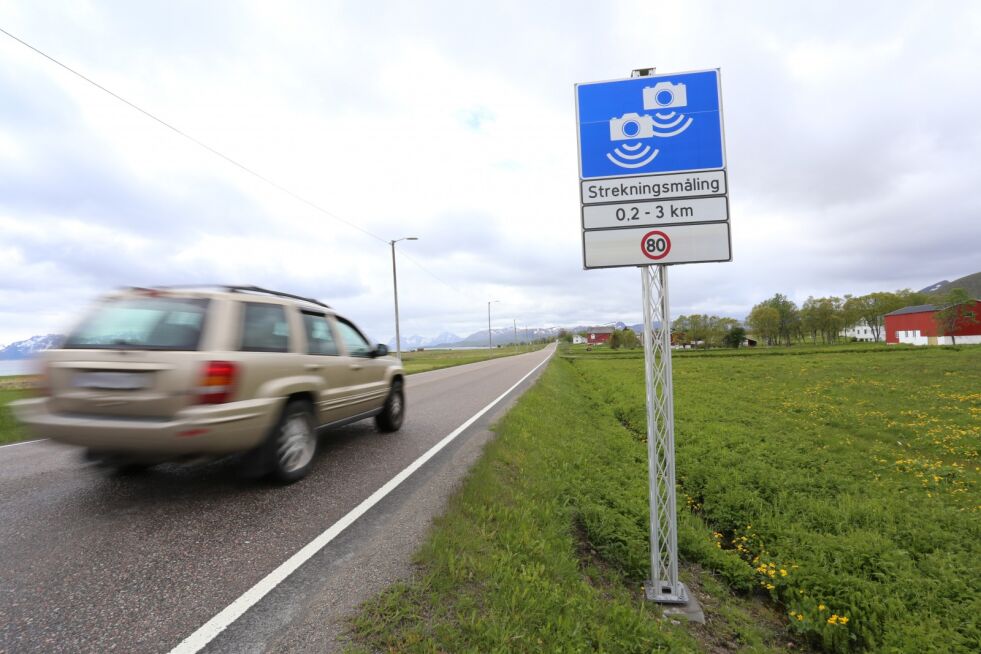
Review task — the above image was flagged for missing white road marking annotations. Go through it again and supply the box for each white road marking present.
[167,346,554,654]
[0,438,46,450]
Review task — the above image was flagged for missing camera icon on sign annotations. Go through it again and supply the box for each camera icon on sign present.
[609,112,656,141]
[643,81,687,110]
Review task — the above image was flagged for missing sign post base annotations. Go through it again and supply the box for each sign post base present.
[644,579,689,604]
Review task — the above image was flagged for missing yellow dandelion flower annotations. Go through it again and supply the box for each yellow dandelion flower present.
[839,616,849,625]
[828,615,838,625]
[818,604,826,611]
[780,569,788,577]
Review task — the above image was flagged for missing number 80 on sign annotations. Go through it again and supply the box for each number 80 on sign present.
[641,230,671,260]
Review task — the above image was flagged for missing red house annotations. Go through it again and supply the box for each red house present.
[586,327,614,345]
[884,301,981,345]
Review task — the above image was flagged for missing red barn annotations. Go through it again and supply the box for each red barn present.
[884,301,981,345]
[586,327,614,345]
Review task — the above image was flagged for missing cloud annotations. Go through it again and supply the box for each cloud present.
[0,1,979,345]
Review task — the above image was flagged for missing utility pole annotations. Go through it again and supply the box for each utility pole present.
[487,300,499,350]
[389,237,419,359]
[513,319,518,351]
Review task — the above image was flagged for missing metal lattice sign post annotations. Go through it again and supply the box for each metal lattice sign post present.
[641,264,684,602]
[575,67,729,604]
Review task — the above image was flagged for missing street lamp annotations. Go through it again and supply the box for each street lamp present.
[487,300,499,350]
[390,237,418,359]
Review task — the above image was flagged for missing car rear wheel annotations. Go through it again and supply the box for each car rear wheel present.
[268,400,317,482]
[375,379,404,432]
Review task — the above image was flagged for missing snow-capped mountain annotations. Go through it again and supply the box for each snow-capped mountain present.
[427,332,464,347]
[0,334,64,360]
[386,332,463,349]
[919,280,949,294]
[450,326,562,347]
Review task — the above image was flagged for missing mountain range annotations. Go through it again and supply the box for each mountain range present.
[919,271,981,299]
[0,323,646,358]
[8,272,976,358]
[386,323,646,350]
[0,334,63,360]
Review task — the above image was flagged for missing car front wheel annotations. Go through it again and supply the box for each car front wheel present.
[268,400,318,482]
[375,380,404,432]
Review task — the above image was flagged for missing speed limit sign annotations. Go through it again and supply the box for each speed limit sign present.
[582,223,730,268]
[641,230,671,260]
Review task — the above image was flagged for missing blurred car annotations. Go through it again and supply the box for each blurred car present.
[11,285,405,482]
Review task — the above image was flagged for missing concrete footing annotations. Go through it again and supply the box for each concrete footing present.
[644,581,705,624]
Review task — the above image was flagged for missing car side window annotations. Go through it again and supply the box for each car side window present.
[334,318,373,358]
[302,312,338,355]
[240,302,290,352]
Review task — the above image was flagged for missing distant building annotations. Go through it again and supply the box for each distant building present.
[841,323,876,342]
[884,301,981,345]
[586,327,614,345]
[572,334,587,345]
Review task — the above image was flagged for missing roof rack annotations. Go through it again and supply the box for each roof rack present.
[226,285,331,309]
[127,284,330,309]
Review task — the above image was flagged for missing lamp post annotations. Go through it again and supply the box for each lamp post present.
[390,237,418,359]
[487,300,499,350]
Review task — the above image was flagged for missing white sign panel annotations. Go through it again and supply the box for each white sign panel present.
[581,170,726,205]
[582,196,728,230]
[583,222,731,269]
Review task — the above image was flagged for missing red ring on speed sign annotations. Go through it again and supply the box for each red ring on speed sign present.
[640,230,671,260]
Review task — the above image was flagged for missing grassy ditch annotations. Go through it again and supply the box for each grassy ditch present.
[348,344,980,653]
[349,352,811,653]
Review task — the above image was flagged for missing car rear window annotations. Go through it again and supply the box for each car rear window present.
[64,296,209,350]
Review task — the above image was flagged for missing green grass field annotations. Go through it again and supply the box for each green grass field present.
[0,389,28,445]
[348,344,981,653]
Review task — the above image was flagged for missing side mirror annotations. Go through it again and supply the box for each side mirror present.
[372,344,389,358]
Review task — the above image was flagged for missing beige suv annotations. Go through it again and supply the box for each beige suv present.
[12,286,405,482]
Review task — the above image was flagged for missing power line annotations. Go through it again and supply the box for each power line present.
[1,25,477,300]
[0,25,389,244]
[399,250,466,296]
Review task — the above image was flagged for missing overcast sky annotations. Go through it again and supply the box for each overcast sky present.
[1,1,979,345]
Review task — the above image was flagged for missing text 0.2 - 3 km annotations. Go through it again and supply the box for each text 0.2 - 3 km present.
[581,195,728,231]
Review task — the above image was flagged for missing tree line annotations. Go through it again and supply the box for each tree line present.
[746,289,931,345]
[559,287,975,350]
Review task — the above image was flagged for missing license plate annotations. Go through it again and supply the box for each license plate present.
[73,371,150,390]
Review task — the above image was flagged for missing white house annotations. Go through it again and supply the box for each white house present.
[840,323,876,342]
[572,334,587,345]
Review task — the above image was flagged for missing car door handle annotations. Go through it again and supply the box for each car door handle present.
[349,364,363,371]
[304,364,323,371]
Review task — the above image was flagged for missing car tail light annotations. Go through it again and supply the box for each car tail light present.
[196,361,237,404]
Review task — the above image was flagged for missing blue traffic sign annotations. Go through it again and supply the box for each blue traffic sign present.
[576,69,725,180]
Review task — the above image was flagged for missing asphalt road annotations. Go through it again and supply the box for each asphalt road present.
[0,344,555,654]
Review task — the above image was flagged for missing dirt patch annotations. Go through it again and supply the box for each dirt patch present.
[0,376,38,391]
[683,564,815,654]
